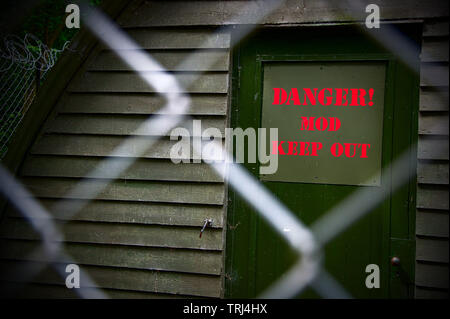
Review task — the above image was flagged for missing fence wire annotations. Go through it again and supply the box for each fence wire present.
[0,33,69,159]
[0,0,447,299]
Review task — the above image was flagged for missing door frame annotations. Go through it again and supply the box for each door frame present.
[224,24,421,298]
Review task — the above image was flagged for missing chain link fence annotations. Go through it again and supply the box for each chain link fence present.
[0,0,447,299]
[0,33,68,158]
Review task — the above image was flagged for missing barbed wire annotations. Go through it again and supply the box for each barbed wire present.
[0,33,70,73]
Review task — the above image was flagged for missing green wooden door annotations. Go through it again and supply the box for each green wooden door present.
[225,25,421,298]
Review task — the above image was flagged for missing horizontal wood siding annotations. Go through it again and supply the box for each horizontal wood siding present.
[0,219,223,251]
[0,260,221,297]
[0,282,194,299]
[417,136,449,160]
[46,114,226,136]
[415,19,449,298]
[31,135,224,159]
[416,238,449,263]
[416,210,449,238]
[59,93,228,115]
[19,177,225,205]
[69,72,228,93]
[419,113,449,135]
[417,161,449,184]
[0,239,223,275]
[21,156,224,182]
[0,0,230,298]
[415,262,449,290]
[421,38,449,62]
[6,198,225,227]
[113,29,230,49]
[420,89,449,111]
[117,0,449,27]
[89,50,230,71]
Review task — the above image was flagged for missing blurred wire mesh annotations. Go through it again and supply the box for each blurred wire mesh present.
[0,0,447,299]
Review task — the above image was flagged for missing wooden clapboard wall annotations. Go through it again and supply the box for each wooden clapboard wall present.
[111,0,449,299]
[415,19,449,299]
[0,0,230,298]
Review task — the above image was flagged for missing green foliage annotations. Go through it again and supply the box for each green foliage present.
[21,0,102,49]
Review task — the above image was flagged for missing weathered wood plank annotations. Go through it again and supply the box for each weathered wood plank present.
[420,89,449,111]
[419,112,449,135]
[0,260,221,297]
[418,136,449,160]
[21,156,223,183]
[416,237,449,263]
[69,72,228,93]
[417,161,449,185]
[114,29,230,49]
[415,286,449,299]
[59,93,228,115]
[421,39,449,62]
[416,185,449,210]
[46,114,226,136]
[118,0,449,27]
[416,210,449,237]
[0,240,223,275]
[7,198,224,227]
[420,63,449,87]
[0,282,192,299]
[89,50,230,71]
[0,218,223,250]
[423,21,450,37]
[20,177,225,205]
[31,135,224,160]
[415,262,449,289]
[301,0,449,22]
